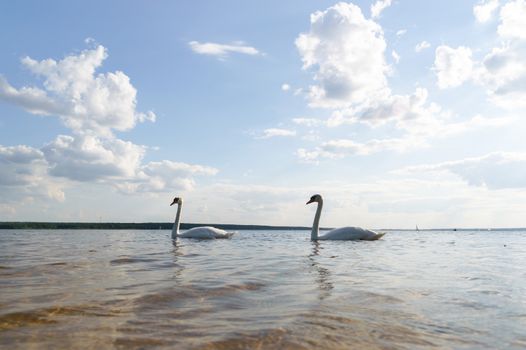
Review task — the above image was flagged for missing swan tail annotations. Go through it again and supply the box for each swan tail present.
[216,231,235,239]
[372,232,386,240]
[363,232,386,241]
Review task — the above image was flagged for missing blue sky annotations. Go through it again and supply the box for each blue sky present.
[1,0,526,228]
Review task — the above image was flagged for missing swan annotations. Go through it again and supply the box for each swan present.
[306,194,385,241]
[170,197,234,239]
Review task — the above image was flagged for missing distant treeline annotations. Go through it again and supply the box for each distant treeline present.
[0,222,313,231]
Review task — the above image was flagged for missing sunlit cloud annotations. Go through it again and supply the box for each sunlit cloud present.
[433,45,473,88]
[396,29,407,37]
[371,0,392,18]
[0,42,217,206]
[474,0,500,23]
[415,40,431,53]
[255,128,297,139]
[392,50,400,63]
[397,152,526,189]
[189,41,261,58]
[434,6,526,109]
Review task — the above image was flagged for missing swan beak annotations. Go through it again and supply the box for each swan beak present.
[170,199,177,206]
[306,199,314,205]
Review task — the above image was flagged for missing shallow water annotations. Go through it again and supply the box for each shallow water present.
[1,229,525,349]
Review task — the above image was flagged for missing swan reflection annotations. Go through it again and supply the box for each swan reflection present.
[308,241,334,300]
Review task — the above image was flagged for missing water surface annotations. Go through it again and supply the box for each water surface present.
[1,229,525,349]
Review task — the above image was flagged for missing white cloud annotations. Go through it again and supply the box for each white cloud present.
[0,76,63,116]
[299,112,513,163]
[392,50,400,63]
[0,46,156,137]
[0,43,218,206]
[295,2,390,108]
[189,41,260,58]
[415,40,431,53]
[478,44,526,108]
[116,160,218,194]
[41,134,145,182]
[327,87,441,128]
[497,0,526,39]
[0,145,47,186]
[292,117,325,127]
[371,0,392,18]
[256,128,297,139]
[297,136,427,163]
[295,4,446,130]
[433,45,474,88]
[281,83,291,91]
[400,152,526,189]
[474,0,500,23]
[0,145,65,203]
[396,29,407,37]
[294,3,487,161]
[435,6,526,109]
[294,2,520,166]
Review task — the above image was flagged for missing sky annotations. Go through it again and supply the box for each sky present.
[1,0,526,228]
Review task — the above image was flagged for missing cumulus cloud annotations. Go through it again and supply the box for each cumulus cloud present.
[295,3,447,130]
[478,44,526,108]
[0,46,156,137]
[400,152,526,189]
[255,128,297,139]
[392,50,400,63]
[189,41,260,58]
[435,3,526,108]
[116,160,218,194]
[0,145,47,186]
[41,134,145,182]
[293,2,505,162]
[474,0,500,23]
[0,77,63,116]
[298,112,512,163]
[281,83,291,91]
[497,0,526,39]
[295,2,390,109]
[415,41,431,53]
[433,45,474,88]
[0,43,217,206]
[396,29,407,37]
[297,136,425,162]
[292,117,325,127]
[370,0,392,18]
[0,145,65,203]
[327,87,441,128]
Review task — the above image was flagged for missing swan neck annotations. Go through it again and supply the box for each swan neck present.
[311,200,323,241]
[172,202,182,239]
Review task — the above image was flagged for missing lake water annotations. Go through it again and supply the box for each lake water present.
[1,229,525,349]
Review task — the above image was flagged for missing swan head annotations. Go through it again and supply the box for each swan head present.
[170,197,183,206]
[306,194,322,205]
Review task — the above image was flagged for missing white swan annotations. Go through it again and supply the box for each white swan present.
[306,194,385,241]
[170,197,234,239]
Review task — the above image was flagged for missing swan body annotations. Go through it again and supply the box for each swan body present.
[170,197,234,239]
[307,194,385,241]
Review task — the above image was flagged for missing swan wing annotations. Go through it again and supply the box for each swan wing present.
[204,226,235,239]
[178,226,234,239]
[319,227,385,241]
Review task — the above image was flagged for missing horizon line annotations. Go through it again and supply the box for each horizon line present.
[0,222,525,231]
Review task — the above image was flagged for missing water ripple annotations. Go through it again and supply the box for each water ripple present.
[0,229,525,349]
